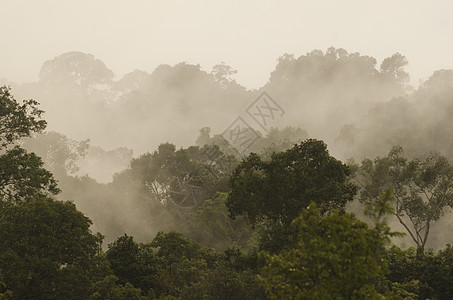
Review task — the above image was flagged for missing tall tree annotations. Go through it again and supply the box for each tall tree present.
[356,146,453,251]
[226,139,356,252]
[130,142,237,208]
[227,139,356,226]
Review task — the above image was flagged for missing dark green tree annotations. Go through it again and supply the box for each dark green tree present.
[226,139,356,252]
[0,87,59,202]
[180,263,265,300]
[90,275,144,300]
[386,244,453,299]
[0,198,100,299]
[227,139,356,225]
[0,86,46,148]
[260,203,391,299]
[0,147,60,202]
[106,234,157,295]
[150,231,219,298]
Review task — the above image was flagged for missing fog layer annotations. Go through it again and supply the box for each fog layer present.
[5,48,453,248]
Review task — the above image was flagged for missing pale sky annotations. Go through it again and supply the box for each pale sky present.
[1,0,453,89]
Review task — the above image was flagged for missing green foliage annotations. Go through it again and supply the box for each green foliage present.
[0,146,60,202]
[180,264,265,300]
[260,203,389,299]
[0,87,59,202]
[357,146,453,251]
[365,188,395,224]
[183,193,255,251]
[0,198,99,299]
[227,139,356,252]
[0,86,46,148]
[387,245,453,299]
[9,70,453,299]
[149,231,220,298]
[106,235,157,295]
[364,188,405,241]
[227,139,356,225]
[90,275,143,300]
[390,280,419,300]
[129,142,237,208]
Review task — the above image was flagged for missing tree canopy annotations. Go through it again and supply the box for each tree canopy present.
[129,142,237,208]
[0,86,46,148]
[227,139,356,226]
[260,203,390,299]
[356,146,453,251]
[0,87,59,202]
[0,198,100,299]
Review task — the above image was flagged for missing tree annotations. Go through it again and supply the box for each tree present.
[149,231,219,298]
[106,234,157,295]
[380,53,410,90]
[356,146,453,251]
[90,275,144,300]
[130,142,237,208]
[195,127,211,147]
[259,203,390,299]
[114,69,151,95]
[227,139,356,226]
[0,86,46,148]
[246,126,309,156]
[227,139,356,252]
[0,87,60,202]
[0,197,100,299]
[386,244,453,299]
[39,52,114,90]
[183,193,254,251]
[130,143,205,208]
[179,263,265,300]
[22,131,89,176]
[0,147,60,202]
[211,62,238,88]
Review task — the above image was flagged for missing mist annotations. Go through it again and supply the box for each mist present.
[2,46,451,251]
[3,2,453,297]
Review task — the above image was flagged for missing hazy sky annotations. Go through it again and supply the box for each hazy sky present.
[1,0,453,89]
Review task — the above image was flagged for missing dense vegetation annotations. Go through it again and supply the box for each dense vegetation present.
[3,48,453,299]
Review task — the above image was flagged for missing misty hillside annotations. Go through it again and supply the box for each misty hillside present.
[5,48,453,175]
[4,1,453,298]
[3,46,453,299]
[3,46,452,245]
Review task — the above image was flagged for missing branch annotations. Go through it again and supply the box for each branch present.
[422,220,431,249]
[395,211,420,248]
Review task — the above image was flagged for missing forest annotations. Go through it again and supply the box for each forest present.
[2,48,453,299]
